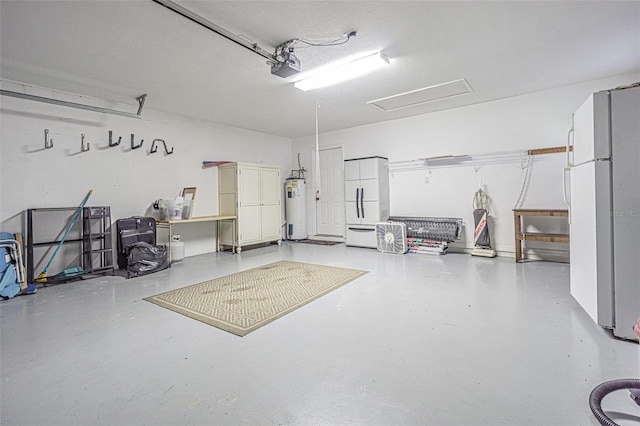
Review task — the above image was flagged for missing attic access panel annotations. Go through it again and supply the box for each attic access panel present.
[368,79,473,112]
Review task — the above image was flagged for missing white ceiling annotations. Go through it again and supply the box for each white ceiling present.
[1,1,639,139]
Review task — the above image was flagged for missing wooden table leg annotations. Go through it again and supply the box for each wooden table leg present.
[514,212,522,262]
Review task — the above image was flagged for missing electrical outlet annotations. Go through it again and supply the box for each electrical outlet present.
[424,176,430,184]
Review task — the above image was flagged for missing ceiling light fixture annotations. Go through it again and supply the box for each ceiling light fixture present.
[294,51,390,91]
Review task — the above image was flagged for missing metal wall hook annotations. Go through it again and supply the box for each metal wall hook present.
[44,129,53,149]
[136,94,147,116]
[161,139,174,155]
[108,130,122,147]
[150,139,174,155]
[131,134,143,149]
[81,133,90,152]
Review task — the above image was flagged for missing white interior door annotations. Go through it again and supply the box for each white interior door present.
[316,147,344,236]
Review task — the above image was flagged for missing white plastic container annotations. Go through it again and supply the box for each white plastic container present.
[159,199,183,220]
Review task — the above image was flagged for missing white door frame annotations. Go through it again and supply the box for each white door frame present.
[310,144,344,237]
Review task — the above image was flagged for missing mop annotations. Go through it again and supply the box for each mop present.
[471,183,497,258]
[35,190,93,283]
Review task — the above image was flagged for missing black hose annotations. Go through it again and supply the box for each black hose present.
[589,378,640,426]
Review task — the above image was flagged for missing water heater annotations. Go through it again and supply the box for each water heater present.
[285,178,307,240]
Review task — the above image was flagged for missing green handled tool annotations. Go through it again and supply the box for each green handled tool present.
[36,189,93,283]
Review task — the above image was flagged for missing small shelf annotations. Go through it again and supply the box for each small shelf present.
[32,238,83,247]
[517,233,570,243]
[513,209,569,262]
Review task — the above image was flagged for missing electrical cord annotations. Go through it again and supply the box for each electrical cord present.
[292,31,356,48]
[514,154,533,209]
[273,32,357,62]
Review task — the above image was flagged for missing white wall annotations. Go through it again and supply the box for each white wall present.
[292,72,640,258]
[0,84,292,263]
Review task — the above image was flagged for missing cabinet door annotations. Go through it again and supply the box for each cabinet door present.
[239,205,261,244]
[360,201,382,225]
[358,158,380,180]
[260,168,281,205]
[344,180,360,202]
[239,166,260,206]
[359,178,379,201]
[261,204,281,241]
[344,160,360,181]
[259,167,281,241]
[345,201,361,224]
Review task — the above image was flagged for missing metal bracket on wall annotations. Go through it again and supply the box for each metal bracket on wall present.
[108,131,122,147]
[136,94,147,116]
[44,129,53,149]
[131,134,144,150]
[0,90,148,119]
[150,139,174,155]
[81,134,90,152]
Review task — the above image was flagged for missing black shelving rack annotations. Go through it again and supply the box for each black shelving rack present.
[82,206,114,276]
[26,206,114,284]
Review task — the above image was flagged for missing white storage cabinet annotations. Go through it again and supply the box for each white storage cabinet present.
[344,156,390,248]
[218,162,282,253]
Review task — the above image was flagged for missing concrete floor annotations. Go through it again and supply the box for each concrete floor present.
[1,242,639,426]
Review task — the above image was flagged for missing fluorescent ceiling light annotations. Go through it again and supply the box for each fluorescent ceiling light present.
[294,51,390,91]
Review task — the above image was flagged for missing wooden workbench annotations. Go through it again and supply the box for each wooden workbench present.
[157,215,237,258]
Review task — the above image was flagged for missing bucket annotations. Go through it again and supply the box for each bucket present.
[159,199,183,220]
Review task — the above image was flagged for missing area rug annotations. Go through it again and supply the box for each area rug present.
[144,260,367,336]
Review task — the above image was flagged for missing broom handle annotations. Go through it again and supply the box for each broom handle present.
[40,190,93,274]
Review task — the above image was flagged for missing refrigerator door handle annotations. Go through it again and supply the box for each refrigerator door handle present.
[566,114,575,167]
[361,187,365,218]
[562,166,572,224]
[356,188,360,218]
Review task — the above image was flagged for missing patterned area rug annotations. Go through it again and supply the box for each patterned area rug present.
[144,260,367,336]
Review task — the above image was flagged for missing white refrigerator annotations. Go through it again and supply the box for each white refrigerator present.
[565,85,639,342]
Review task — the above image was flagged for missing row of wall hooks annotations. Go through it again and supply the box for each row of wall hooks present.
[43,129,175,154]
